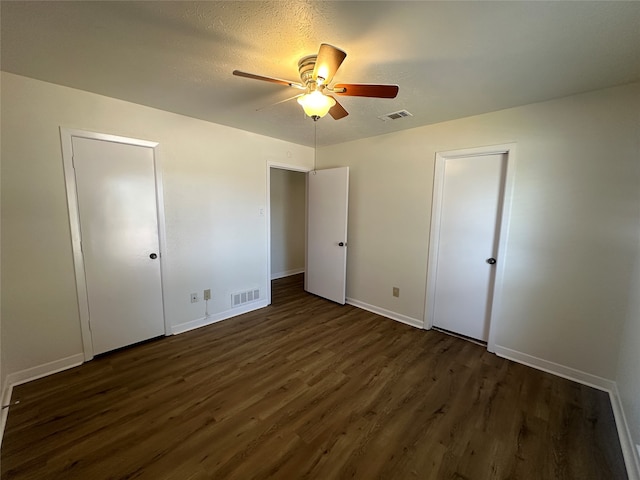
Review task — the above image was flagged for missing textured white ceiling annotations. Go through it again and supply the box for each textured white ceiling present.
[2,1,639,147]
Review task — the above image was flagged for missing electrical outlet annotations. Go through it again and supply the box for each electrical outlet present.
[203,289,211,301]
[393,287,400,298]
[190,293,198,303]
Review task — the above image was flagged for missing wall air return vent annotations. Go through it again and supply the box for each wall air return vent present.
[231,288,260,307]
[378,110,413,121]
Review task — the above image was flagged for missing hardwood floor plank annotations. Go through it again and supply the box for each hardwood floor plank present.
[1,274,628,479]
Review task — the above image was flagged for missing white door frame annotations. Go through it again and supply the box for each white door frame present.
[60,128,169,361]
[424,143,517,353]
[266,162,312,304]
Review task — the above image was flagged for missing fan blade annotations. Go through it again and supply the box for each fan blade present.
[328,97,349,120]
[313,44,347,85]
[256,94,303,111]
[333,83,399,98]
[233,70,305,89]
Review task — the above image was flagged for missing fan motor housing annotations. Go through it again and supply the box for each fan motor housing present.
[298,55,317,87]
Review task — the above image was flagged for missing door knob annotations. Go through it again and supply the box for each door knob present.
[486,257,496,265]
[149,253,158,259]
[338,242,345,247]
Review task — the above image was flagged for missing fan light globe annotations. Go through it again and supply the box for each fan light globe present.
[297,91,336,118]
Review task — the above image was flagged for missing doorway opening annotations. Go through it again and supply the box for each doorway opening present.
[267,164,310,305]
[267,164,350,306]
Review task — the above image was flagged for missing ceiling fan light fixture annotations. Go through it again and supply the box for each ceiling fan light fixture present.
[297,91,336,119]
[233,43,397,121]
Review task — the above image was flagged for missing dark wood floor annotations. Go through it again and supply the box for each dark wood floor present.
[1,274,627,479]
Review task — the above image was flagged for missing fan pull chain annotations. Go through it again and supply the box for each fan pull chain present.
[313,120,317,174]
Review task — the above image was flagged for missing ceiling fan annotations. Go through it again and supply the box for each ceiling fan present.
[233,43,399,121]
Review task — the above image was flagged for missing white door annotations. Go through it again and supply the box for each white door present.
[430,153,506,341]
[72,137,165,355]
[306,167,349,304]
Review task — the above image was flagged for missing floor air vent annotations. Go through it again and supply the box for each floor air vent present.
[232,288,260,307]
[378,109,413,121]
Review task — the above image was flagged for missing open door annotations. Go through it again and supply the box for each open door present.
[306,167,349,304]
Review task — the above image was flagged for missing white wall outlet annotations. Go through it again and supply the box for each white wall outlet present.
[190,293,198,303]
[393,287,400,297]
[203,289,211,301]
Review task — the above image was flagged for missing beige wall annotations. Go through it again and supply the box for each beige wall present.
[0,72,313,377]
[318,82,640,382]
[270,168,306,278]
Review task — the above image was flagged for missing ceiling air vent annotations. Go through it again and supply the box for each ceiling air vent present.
[378,110,413,121]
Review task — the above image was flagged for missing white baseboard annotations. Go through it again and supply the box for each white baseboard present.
[1,352,84,447]
[270,268,304,280]
[610,385,640,480]
[346,298,424,329]
[171,300,269,335]
[6,353,85,389]
[493,345,615,392]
